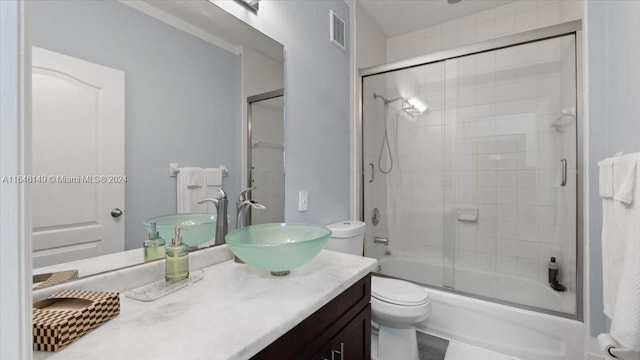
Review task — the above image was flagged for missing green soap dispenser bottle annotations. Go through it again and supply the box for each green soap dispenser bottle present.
[166,226,189,283]
[143,222,165,262]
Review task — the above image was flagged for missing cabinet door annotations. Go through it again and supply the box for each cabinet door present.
[317,305,371,360]
[253,274,371,360]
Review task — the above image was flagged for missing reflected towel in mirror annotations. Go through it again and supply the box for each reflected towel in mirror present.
[177,167,213,213]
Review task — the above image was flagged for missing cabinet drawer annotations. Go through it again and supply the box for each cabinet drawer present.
[253,273,371,359]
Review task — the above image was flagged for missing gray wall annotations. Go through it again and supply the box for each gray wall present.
[587,0,640,335]
[215,1,352,226]
[31,0,242,250]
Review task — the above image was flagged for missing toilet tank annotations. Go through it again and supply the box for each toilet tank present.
[325,220,366,256]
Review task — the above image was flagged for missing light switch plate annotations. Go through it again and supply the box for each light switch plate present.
[298,191,308,212]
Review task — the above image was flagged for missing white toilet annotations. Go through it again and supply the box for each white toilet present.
[325,220,431,360]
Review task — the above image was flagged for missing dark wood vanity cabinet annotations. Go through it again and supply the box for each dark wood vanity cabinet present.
[252,273,371,360]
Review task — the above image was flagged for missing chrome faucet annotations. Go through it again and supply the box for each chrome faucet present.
[236,187,266,228]
[197,187,228,245]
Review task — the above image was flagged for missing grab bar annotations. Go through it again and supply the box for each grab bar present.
[561,159,567,187]
[368,163,375,183]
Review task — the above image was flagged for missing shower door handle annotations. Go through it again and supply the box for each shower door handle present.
[561,159,567,187]
[368,163,375,183]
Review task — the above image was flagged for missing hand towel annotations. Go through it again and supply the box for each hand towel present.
[177,167,213,213]
[601,192,623,318]
[204,167,223,187]
[613,154,638,205]
[186,167,204,188]
[598,157,615,198]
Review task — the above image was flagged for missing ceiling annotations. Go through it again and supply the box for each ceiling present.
[121,0,284,62]
[359,0,514,37]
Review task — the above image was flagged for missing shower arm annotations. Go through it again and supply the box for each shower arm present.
[373,93,404,106]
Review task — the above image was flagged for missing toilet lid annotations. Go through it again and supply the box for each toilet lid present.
[371,276,429,306]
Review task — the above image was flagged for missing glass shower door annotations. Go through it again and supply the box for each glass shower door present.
[362,61,447,287]
[248,93,285,224]
[443,34,577,314]
[362,33,578,317]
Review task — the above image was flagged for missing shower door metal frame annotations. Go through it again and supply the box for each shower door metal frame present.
[358,20,584,321]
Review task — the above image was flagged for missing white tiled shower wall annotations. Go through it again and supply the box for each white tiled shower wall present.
[559,35,578,291]
[384,63,447,286]
[363,74,390,262]
[446,36,577,300]
[386,0,583,63]
[250,99,285,224]
[367,0,583,311]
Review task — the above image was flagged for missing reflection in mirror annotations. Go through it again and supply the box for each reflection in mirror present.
[30,0,284,285]
[248,91,285,225]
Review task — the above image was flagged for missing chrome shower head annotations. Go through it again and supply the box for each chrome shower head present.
[374,93,428,117]
[402,97,428,115]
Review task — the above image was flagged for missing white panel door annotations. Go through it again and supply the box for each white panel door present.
[31,46,125,268]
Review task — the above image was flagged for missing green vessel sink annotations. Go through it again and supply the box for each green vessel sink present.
[225,223,331,275]
[144,213,216,248]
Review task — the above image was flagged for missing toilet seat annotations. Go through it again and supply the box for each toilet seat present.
[372,276,430,306]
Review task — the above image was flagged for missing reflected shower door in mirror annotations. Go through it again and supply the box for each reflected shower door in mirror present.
[247,90,285,225]
[362,34,578,317]
[30,0,284,283]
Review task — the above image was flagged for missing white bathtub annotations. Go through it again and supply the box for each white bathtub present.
[376,257,584,360]
[377,257,575,314]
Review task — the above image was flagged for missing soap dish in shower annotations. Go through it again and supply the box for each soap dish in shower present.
[125,270,204,302]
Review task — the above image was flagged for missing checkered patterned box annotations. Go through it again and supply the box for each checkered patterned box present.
[32,289,120,352]
[32,270,79,290]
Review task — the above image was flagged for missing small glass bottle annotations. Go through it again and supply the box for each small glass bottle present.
[548,257,558,285]
[166,226,189,283]
[143,222,165,262]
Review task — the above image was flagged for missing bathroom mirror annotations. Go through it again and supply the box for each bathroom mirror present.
[30,0,284,284]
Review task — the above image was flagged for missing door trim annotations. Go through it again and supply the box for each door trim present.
[0,1,32,358]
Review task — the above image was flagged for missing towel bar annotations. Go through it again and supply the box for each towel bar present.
[169,163,228,177]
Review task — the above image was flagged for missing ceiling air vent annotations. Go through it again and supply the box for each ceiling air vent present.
[330,10,346,51]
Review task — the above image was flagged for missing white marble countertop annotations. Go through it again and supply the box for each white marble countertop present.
[34,250,377,360]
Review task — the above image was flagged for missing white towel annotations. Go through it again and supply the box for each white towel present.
[183,167,204,188]
[602,194,625,318]
[604,153,640,351]
[613,155,638,205]
[204,167,223,187]
[598,157,615,198]
[177,167,214,213]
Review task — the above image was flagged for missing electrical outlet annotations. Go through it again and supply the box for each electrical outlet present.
[298,191,308,212]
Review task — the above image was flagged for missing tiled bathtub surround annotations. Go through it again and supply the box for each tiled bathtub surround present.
[447,35,577,314]
[362,0,581,315]
[250,97,285,224]
[386,0,583,63]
